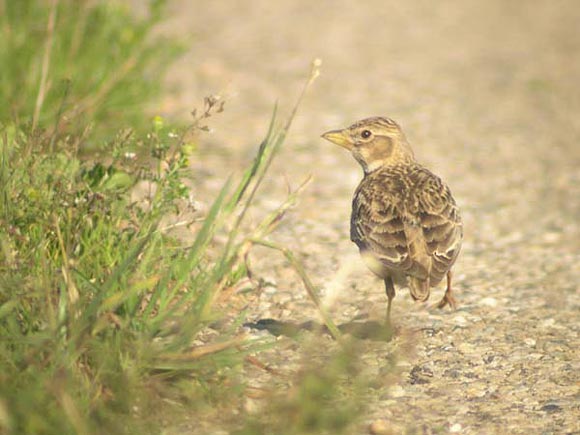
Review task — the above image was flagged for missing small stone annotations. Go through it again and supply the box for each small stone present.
[540,318,556,328]
[453,314,468,327]
[449,423,463,432]
[244,398,260,414]
[483,354,496,364]
[458,342,475,354]
[390,385,405,398]
[409,365,433,384]
[542,232,560,243]
[368,419,391,435]
[541,403,562,413]
[480,297,498,307]
[524,338,536,347]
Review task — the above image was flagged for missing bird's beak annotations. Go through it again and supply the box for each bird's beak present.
[321,129,353,150]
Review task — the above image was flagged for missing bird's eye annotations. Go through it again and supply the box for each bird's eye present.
[361,130,372,139]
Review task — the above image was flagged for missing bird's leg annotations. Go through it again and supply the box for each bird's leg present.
[437,270,457,309]
[384,277,396,327]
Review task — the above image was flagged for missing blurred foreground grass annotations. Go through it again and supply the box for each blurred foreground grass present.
[0,1,390,433]
[0,0,183,140]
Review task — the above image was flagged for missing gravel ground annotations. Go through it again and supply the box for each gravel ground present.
[154,1,580,434]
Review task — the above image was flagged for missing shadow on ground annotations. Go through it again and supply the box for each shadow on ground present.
[245,318,394,341]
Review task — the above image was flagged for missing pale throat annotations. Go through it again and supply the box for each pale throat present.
[361,158,387,174]
[355,143,415,174]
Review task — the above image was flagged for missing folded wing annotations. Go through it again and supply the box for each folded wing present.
[351,165,463,299]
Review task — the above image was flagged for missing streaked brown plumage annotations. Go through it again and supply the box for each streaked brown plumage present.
[322,117,463,326]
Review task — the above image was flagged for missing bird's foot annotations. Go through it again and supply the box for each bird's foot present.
[435,290,457,310]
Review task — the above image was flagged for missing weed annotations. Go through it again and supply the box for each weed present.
[0,0,183,139]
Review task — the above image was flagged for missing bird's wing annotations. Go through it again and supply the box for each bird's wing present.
[350,171,416,274]
[351,166,462,288]
[408,167,463,285]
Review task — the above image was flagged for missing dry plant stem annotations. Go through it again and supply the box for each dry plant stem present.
[255,176,312,235]
[53,215,80,320]
[73,56,139,119]
[244,355,287,378]
[155,334,248,364]
[244,386,274,399]
[57,390,90,435]
[185,334,247,360]
[32,0,59,130]
[49,79,72,152]
[213,61,321,277]
[282,58,321,132]
[232,59,321,230]
[204,169,311,316]
[250,239,343,343]
[210,176,311,308]
[200,61,321,329]
[67,2,91,68]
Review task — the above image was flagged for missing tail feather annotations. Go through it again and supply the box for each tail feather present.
[409,276,430,302]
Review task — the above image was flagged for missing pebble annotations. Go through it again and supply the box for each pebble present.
[243,398,260,414]
[480,297,498,307]
[389,385,405,398]
[542,232,560,243]
[458,342,476,354]
[452,314,468,327]
[368,419,391,435]
[449,423,463,432]
[541,403,562,413]
[524,338,537,347]
[540,318,557,328]
[528,353,544,360]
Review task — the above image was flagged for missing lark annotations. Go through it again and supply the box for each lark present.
[322,117,463,327]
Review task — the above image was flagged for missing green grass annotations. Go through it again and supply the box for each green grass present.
[0,1,392,432]
[0,99,305,433]
[0,0,183,139]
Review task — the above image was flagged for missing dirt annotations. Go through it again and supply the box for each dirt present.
[152,1,580,434]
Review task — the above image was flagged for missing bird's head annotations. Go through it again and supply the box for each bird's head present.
[322,117,414,173]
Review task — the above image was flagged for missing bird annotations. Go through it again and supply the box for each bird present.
[321,116,463,327]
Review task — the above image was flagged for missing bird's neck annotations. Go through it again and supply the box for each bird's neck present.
[362,144,415,174]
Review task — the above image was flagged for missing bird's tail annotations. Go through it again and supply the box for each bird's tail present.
[409,276,430,302]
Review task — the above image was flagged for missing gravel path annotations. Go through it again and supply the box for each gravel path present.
[157,1,580,433]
